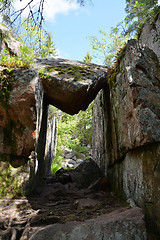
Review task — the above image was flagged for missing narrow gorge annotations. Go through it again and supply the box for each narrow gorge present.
[0,12,160,240]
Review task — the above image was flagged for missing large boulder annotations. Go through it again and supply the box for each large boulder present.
[35,58,108,114]
[29,207,146,240]
[0,68,38,166]
[70,158,103,188]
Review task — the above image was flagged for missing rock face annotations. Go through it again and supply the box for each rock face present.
[0,68,37,166]
[44,112,57,175]
[92,12,160,237]
[109,143,160,236]
[92,88,110,176]
[69,158,103,187]
[109,39,160,162]
[1,13,160,238]
[29,207,146,240]
[61,145,91,169]
[0,24,22,56]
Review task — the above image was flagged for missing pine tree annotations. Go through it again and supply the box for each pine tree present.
[83,51,92,63]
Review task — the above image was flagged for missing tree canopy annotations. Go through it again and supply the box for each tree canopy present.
[89,29,128,66]
[88,0,160,66]
[124,0,160,36]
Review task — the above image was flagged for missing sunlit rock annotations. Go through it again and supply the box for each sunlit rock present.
[0,24,22,56]
[109,39,160,162]
[35,58,108,114]
[0,68,38,166]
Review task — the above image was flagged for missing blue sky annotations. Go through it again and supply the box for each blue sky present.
[14,0,126,63]
[46,0,126,62]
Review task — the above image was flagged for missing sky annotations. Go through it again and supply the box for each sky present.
[14,0,127,63]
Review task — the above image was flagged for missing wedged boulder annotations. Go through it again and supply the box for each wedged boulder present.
[35,58,108,114]
[29,207,146,240]
[109,39,160,162]
[0,56,107,192]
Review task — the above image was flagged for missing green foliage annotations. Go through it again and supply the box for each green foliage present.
[106,1,160,43]
[50,103,93,173]
[40,32,57,58]
[0,48,34,68]
[58,104,93,149]
[19,18,57,58]
[0,68,13,102]
[0,0,13,25]
[89,29,128,66]
[51,154,63,173]
[124,0,160,37]
[42,64,95,82]
[83,51,92,63]
[0,20,57,68]
[0,162,25,198]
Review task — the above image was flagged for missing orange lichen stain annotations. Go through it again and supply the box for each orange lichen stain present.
[32,132,36,138]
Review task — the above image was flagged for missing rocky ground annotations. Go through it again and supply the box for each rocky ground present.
[60,145,92,169]
[0,159,147,240]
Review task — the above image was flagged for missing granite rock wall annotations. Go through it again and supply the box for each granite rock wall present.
[92,12,160,237]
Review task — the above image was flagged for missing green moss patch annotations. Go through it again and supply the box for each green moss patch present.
[44,64,95,82]
[0,69,25,154]
[0,69,14,104]
[0,161,28,198]
[3,119,25,155]
[107,46,125,90]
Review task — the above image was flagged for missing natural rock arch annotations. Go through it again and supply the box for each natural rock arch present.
[0,58,108,192]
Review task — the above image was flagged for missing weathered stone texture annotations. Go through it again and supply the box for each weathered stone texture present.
[0,56,108,193]
[0,68,37,166]
[109,143,160,236]
[29,207,146,240]
[92,14,160,237]
[109,39,160,163]
[45,113,57,175]
[140,12,160,63]
[92,88,111,176]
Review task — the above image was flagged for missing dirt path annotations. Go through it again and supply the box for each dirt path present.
[0,173,128,240]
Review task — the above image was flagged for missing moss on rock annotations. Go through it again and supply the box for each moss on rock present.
[0,69,14,104]
[44,64,95,82]
[0,161,29,198]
